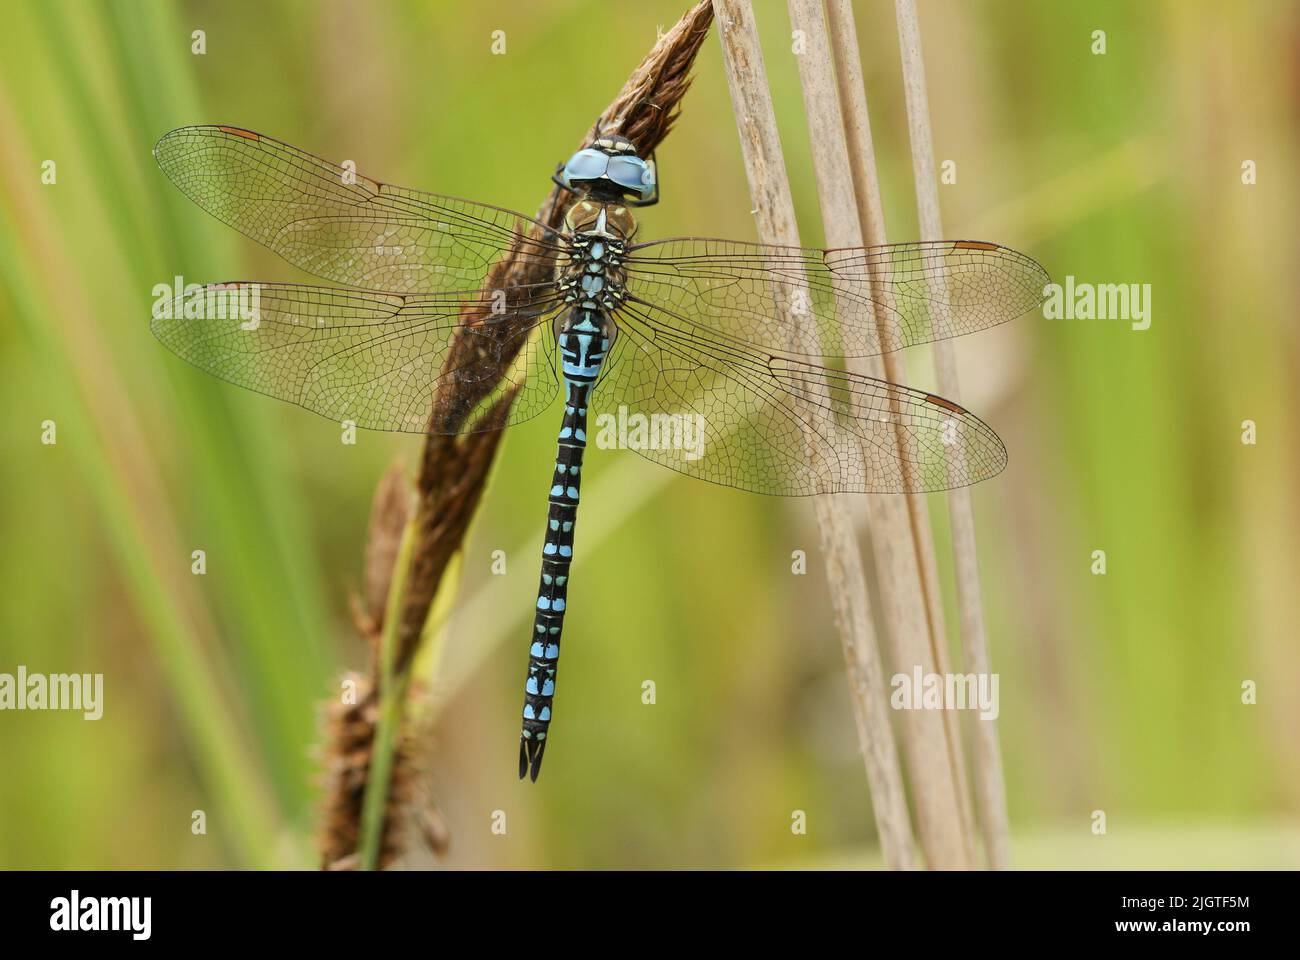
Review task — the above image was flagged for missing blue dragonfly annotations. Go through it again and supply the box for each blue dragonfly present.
[152,126,1048,780]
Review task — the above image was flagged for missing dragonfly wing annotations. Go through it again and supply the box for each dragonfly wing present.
[593,298,1006,495]
[151,282,562,434]
[154,125,566,293]
[623,237,1048,358]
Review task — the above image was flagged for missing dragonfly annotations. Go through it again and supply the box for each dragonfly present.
[152,125,1048,781]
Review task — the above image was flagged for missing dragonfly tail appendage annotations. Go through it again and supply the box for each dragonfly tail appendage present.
[519,313,606,781]
[519,734,547,781]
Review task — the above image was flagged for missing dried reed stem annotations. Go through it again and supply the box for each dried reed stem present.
[895,0,1012,869]
[319,0,716,869]
[714,0,916,870]
[783,0,971,871]
[823,1,976,855]
[822,0,978,866]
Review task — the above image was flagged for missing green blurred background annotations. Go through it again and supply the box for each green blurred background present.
[2,0,1297,869]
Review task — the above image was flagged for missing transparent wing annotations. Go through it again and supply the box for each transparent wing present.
[151,282,562,434]
[623,237,1048,358]
[593,298,1006,495]
[154,125,567,292]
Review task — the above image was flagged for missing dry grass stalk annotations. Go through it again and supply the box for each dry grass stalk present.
[714,0,917,871]
[824,0,977,855]
[358,459,414,638]
[321,460,418,870]
[784,0,972,871]
[894,0,1013,869]
[820,0,980,866]
[318,0,716,869]
[320,672,422,869]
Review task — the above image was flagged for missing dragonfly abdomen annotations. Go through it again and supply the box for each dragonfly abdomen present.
[519,308,610,781]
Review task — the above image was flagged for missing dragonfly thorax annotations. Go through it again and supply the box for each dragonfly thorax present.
[564,198,637,239]
[556,201,633,311]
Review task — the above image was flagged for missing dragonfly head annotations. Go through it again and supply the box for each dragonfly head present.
[556,135,657,205]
